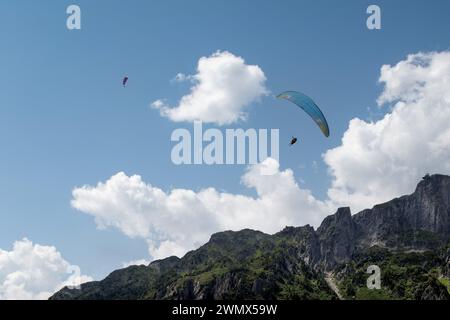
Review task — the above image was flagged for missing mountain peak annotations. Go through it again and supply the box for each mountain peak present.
[335,207,352,220]
[415,173,450,195]
[208,229,269,246]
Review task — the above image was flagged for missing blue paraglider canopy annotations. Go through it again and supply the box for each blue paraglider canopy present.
[277,91,330,137]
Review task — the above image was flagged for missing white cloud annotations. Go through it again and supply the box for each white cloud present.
[324,51,450,212]
[152,51,268,125]
[171,73,192,83]
[71,158,331,261]
[151,99,165,109]
[0,238,92,300]
[121,259,150,268]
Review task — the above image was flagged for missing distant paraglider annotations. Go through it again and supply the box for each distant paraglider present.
[122,76,129,87]
[290,137,298,146]
[277,91,330,138]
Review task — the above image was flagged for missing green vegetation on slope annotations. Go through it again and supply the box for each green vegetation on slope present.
[336,245,450,300]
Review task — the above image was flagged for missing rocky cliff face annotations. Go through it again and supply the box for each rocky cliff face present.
[50,175,450,300]
[354,174,450,247]
[317,207,357,270]
[315,174,450,270]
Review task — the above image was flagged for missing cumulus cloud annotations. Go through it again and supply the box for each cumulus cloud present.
[325,51,450,211]
[72,158,331,261]
[152,51,268,125]
[0,238,92,300]
[171,73,193,83]
[122,259,150,268]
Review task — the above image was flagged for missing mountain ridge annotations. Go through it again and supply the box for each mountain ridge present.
[50,174,450,300]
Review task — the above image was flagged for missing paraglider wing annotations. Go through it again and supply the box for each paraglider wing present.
[277,91,330,137]
[122,76,129,87]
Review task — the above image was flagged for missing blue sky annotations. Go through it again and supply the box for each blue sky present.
[1,0,450,281]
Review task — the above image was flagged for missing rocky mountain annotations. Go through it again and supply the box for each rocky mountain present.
[50,174,450,300]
